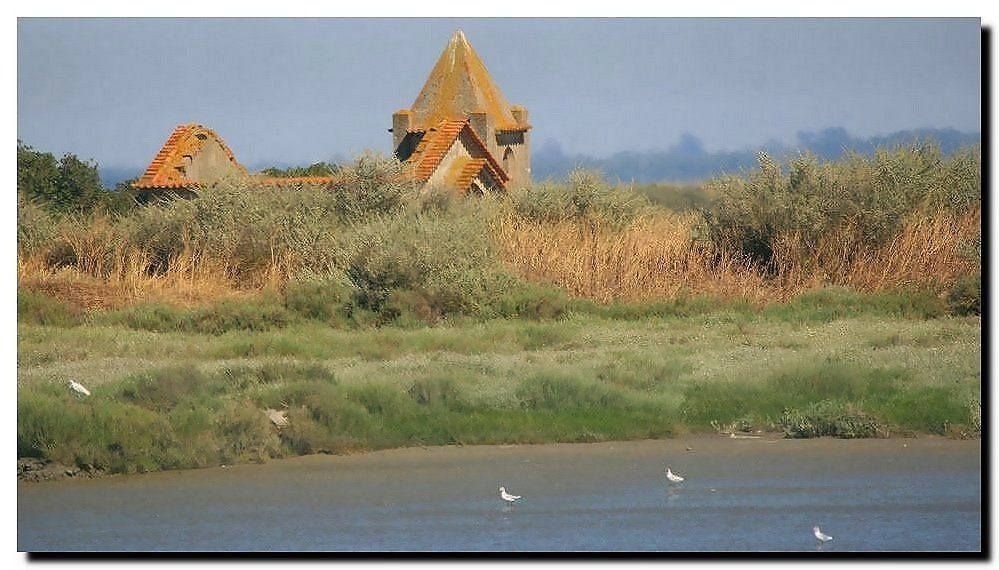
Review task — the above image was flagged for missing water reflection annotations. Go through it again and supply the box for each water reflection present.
[665,486,682,506]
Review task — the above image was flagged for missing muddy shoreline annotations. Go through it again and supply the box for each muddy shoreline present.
[17,432,980,485]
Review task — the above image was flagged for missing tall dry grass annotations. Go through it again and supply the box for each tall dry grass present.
[17,147,981,314]
[494,213,772,304]
[17,232,259,311]
[495,207,980,305]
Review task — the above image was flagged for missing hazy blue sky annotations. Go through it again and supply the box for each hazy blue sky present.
[17,17,981,170]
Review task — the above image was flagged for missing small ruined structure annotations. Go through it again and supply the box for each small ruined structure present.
[132,124,245,199]
[392,30,531,194]
[134,30,531,199]
[132,124,337,200]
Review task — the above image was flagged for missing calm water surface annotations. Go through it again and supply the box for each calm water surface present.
[18,437,981,552]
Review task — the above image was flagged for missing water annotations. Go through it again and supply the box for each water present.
[18,437,982,552]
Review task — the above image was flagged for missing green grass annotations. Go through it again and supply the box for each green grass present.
[17,300,981,476]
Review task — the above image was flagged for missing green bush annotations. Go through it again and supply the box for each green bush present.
[328,153,416,225]
[99,302,182,332]
[17,291,84,327]
[344,211,518,323]
[947,273,981,316]
[17,383,179,473]
[283,277,353,324]
[185,296,295,334]
[701,143,981,270]
[510,169,649,227]
[493,283,570,320]
[117,364,216,411]
[214,400,282,464]
[763,286,946,322]
[407,374,469,409]
[780,401,884,438]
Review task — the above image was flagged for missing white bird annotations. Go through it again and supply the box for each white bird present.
[67,380,91,397]
[499,486,522,504]
[813,526,833,544]
[665,467,685,484]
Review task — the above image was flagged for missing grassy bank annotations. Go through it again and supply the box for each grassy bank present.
[18,290,981,476]
[16,143,981,477]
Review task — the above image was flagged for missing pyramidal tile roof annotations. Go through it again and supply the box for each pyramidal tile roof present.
[408,30,528,133]
[134,124,247,189]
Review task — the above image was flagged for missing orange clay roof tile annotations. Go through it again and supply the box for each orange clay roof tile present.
[453,157,488,191]
[404,119,509,189]
[133,124,247,189]
[408,30,529,133]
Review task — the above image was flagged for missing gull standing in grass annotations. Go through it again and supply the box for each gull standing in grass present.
[813,526,833,546]
[665,467,685,484]
[499,486,522,505]
[67,380,91,398]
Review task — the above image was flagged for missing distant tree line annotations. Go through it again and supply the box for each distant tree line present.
[531,127,982,183]
[259,162,340,178]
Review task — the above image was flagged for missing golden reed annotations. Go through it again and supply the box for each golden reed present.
[18,207,979,311]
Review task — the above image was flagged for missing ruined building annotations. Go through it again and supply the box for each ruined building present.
[131,124,337,200]
[133,30,528,198]
[392,30,531,193]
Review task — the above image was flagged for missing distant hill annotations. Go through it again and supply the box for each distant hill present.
[100,127,981,188]
[531,127,982,184]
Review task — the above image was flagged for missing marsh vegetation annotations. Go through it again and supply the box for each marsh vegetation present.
[17,142,981,476]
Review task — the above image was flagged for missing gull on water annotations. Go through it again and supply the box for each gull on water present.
[665,467,685,484]
[813,526,833,544]
[68,380,91,397]
[499,486,522,504]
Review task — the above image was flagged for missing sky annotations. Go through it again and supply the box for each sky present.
[16,17,982,172]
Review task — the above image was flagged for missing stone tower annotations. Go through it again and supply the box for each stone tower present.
[392,30,531,191]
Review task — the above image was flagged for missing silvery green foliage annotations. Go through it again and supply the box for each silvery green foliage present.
[701,142,981,271]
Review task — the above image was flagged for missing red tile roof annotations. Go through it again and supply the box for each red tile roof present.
[408,120,468,180]
[133,124,246,189]
[451,157,488,192]
[135,124,342,191]
[405,119,509,190]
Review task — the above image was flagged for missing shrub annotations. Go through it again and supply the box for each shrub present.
[764,286,946,322]
[701,143,980,271]
[880,386,975,434]
[407,375,468,409]
[17,383,179,473]
[117,364,215,411]
[780,401,884,438]
[214,400,282,463]
[185,295,295,334]
[100,302,183,332]
[17,290,84,327]
[947,273,981,316]
[344,211,518,323]
[493,284,570,320]
[283,277,353,324]
[510,169,649,227]
[328,153,416,225]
